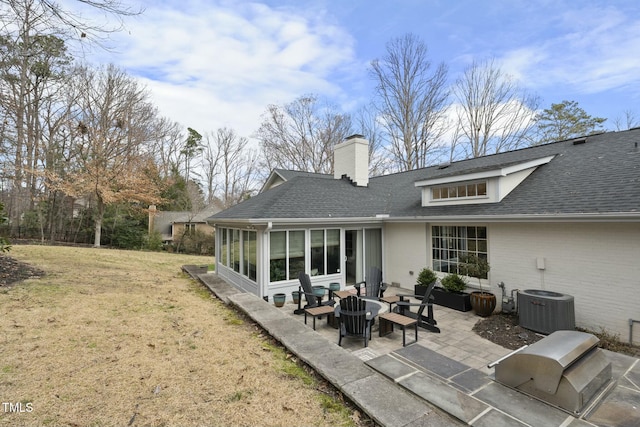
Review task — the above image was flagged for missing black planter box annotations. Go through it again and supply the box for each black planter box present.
[414,284,430,299]
[415,285,472,312]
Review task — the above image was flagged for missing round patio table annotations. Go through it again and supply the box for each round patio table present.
[334,298,388,318]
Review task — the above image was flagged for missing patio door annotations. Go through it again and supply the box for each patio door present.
[345,228,382,286]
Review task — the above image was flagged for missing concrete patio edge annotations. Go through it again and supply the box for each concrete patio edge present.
[183,267,463,427]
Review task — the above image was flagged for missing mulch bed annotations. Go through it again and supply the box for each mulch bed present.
[0,254,46,287]
[472,312,543,349]
[473,311,640,357]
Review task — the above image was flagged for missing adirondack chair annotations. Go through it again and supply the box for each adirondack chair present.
[395,281,440,333]
[294,272,335,315]
[337,295,379,347]
[354,267,388,300]
[379,282,440,346]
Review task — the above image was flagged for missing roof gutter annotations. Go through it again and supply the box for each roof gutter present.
[387,212,640,223]
[211,212,640,227]
[211,216,386,227]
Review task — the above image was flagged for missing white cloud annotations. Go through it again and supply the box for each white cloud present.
[85,0,357,138]
[498,5,640,97]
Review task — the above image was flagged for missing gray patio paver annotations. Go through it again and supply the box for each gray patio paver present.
[341,374,460,427]
[399,370,489,424]
[186,268,640,427]
[470,408,528,427]
[585,383,640,427]
[449,367,493,393]
[394,344,470,379]
[472,381,573,427]
[365,354,420,382]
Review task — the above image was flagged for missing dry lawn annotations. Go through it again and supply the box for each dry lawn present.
[0,246,361,427]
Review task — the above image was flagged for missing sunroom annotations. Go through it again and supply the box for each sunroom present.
[214,223,384,302]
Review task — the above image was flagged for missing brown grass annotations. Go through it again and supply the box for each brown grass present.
[0,246,360,427]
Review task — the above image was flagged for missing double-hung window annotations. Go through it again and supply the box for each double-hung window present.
[432,226,487,278]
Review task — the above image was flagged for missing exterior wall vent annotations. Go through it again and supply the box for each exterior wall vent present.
[518,289,575,335]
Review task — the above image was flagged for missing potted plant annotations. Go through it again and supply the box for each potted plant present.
[458,253,495,317]
[414,267,437,298]
[432,273,472,312]
[441,273,467,293]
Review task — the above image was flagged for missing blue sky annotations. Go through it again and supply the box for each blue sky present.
[80,0,640,141]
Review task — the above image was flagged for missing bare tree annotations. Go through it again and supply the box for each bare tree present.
[0,0,74,233]
[49,64,161,247]
[1,0,142,46]
[255,94,351,174]
[451,58,538,158]
[214,127,258,207]
[352,105,390,176]
[612,110,639,132]
[0,0,140,239]
[201,132,222,204]
[370,33,450,171]
[149,117,184,179]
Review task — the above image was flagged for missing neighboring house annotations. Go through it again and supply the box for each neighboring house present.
[209,131,640,344]
[151,202,222,244]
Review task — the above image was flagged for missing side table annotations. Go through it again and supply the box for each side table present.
[380,295,400,312]
[333,290,354,299]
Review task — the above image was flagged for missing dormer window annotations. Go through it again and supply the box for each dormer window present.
[432,181,487,201]
[415,155,555,207]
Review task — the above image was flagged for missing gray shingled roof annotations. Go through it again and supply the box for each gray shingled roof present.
[274,169,333,180]
[210,129,640,223]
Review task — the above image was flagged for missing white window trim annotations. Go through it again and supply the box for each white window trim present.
[431,180,488,202]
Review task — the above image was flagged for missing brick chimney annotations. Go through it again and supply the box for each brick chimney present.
[333,134,369,186]
[148,204,157,234]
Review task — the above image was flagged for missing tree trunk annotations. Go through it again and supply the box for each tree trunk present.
[94,198,104,247]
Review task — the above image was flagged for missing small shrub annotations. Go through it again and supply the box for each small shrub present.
[441,273,467,293]
[577,326,640,357]
[416,267,437,286]
[143,231,164,251]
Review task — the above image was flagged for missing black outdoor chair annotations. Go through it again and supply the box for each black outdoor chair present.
[294,272,335,315]
[394,281,440,333]
[354,267,388,300]
[337,295,379,347]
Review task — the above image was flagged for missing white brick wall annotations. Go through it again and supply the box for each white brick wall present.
[383,221,640,344]
[333,137,369,186]
[383,223,428,289]
[490,222,640,344]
